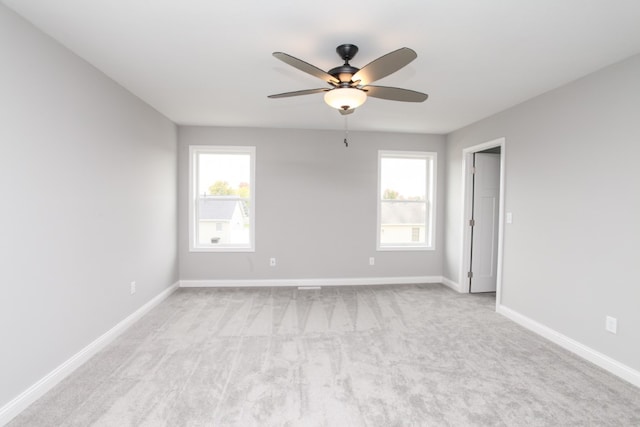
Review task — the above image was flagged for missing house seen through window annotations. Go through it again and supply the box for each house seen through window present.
[190,146,255,251]
[378,150,436,250]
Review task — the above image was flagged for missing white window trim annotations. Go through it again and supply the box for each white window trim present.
[189,145,256,252]
[377,150,437,251]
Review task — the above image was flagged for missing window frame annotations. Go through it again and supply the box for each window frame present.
[377,150,437,251]
[189,145,256,252]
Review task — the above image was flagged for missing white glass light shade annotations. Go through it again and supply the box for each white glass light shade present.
[324,88,367,110]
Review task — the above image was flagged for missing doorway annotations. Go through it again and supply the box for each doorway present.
[460,139,506,304]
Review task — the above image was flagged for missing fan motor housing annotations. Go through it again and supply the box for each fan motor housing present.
[328,64,360,84]
[329,44,361,83]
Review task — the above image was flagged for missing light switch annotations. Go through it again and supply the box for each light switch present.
[606,316,617,334]
[506,212,513,224]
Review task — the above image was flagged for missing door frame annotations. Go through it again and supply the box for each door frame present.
[459,138,506,308]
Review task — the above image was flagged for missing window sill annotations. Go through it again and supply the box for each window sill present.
[189,246,255,253]
[377,245,435,251]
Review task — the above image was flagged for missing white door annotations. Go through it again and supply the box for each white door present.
[470,152,501,293]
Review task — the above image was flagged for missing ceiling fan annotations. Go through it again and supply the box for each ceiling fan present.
[268,44,428,115]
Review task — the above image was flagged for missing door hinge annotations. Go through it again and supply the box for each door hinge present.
[468,271,473,278]
[471,167,476,174]
[469,219,475,227]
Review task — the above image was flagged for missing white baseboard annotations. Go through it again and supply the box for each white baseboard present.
[441,277,465,293]
[180,276,443,288]
[0,282,179,426]
[497,304,640,388]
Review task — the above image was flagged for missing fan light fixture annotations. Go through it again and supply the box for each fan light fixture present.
[324,88,367,111]
[269,44,428,116]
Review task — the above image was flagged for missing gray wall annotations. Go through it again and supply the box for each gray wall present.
[178,126,445,281]
[0,5,178,408]
[444,54,640,371]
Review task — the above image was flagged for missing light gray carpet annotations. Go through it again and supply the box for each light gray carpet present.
[9,284,640,426]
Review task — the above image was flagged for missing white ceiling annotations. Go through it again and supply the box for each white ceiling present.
[4,0,640,134]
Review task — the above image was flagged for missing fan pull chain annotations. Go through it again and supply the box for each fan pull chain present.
[344,115,349,147]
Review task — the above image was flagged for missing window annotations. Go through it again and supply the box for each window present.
[378,151,436,250]
[189,146,255,251]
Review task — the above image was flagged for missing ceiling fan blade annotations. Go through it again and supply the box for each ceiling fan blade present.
[352,48,417,86]
[267,88,329,98]
[273,52,340,85]
[363,85,428,102]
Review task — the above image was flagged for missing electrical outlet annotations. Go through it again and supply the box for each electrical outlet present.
[270,258,276,267]
[605,316,617,334]
[130,281,136,295]
[369,257,375,266]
